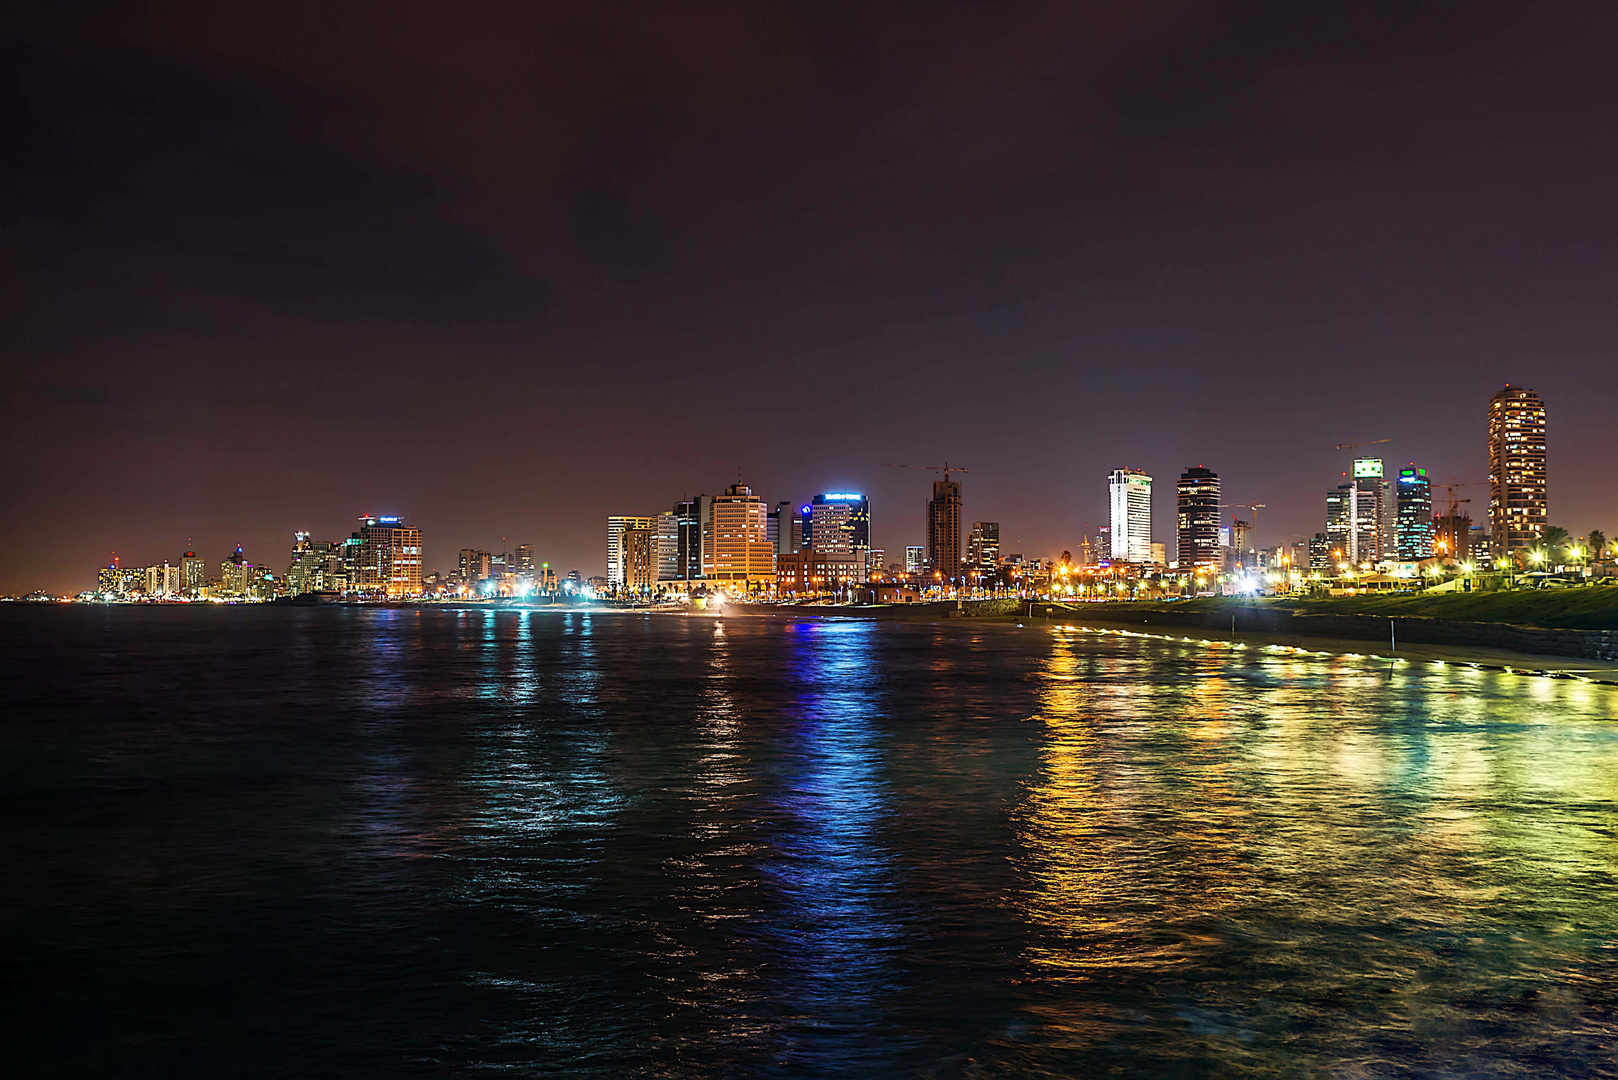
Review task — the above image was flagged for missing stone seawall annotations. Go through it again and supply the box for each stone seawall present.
[1024,603,1618,662]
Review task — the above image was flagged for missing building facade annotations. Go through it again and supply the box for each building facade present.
[348,516,422,598]
[926,479,963,582]
[1108,468,1152,563]
[905,545,925,575]
[620,527,656,593]
[705,483,775,588]
[1176,466,1221,569]
[287,532,337,595]
[967,521,1000,574]
[1433,512,1471,561]
[1487,385,1547,557]
[1395,467,1433,559]
[607,515,655,587]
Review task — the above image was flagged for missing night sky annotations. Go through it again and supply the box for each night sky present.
[4,2,1616,593]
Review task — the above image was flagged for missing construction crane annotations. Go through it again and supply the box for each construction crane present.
[1433,480,1473,560]
[883,462,970,482]
[1335,436,1392,457]
[1217,502,1267,567]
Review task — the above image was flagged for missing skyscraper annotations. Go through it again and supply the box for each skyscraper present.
[967,521,1000,571]
[1231,518,1252,569]
[1351,458,1386,561]
[1487,385,1547,556]
[180,550,205,594]
[656,510,680,582]
[287,532,336,595]
[926,478,962,581]
[350,516,422,598]
[459,549,492,588]
[1395,467,1433,559]
[905,546,925,575]
[706,483,775,588]
[805,493,870,554]
[766,501,804,558]
[607,515,654,587]
[620,527,656,593]
[655,501,703,582]
[1176,466,1221,569]
[514,544,535,577]
[1107,468,1152,563]
[221,546,249,596]
[1433,512,1471,561]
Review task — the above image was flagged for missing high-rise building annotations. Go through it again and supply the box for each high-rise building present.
[1176,466,1221,570]
[1433,512,1472,561]
[180,550,205,594]
[144,563,181,597]
[348,516,422,598]
[1107,468,1152,563]
[1351,458,1387,561]
[1308,532,1331,571]
[656,511,679,582]
[1327,474,1382,565]
[514,544,535,577]
[607,515,654,587]
[864,547,886,580]
[705,483,775,588]
[1487,385,1547,557]
[1231,518,1252,569]
[767,501,803,557]
[621,527,656,593]
[805,493,871,554]
[905,545,925,575]
[221,546,250,596]
[967,521,1000,572]
[656,500,703,582]
[287,532,337,595]
[1395,468,1433,559]
[459,549,492,588]
[926,479,962,582]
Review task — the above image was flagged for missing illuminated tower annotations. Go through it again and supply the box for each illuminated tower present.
[1108,468,1152,563]
[180,550,205,594]
[351,516,422,598]
[607,515,654,587]
[1395,467,1433,559]
[706,483,774,589]
[807,493,870,556]
[1176,466,1220,569]
[1487,385,1547,557]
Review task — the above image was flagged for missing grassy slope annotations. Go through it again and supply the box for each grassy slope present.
[1071,587,1618,630]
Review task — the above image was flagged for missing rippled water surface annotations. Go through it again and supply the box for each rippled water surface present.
[5,606,1618,1077]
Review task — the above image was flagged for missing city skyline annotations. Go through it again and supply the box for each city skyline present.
[22,378,1614,594]
[58,380,1614,599]
[5,5,1618,594]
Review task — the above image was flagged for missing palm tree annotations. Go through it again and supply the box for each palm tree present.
[1542,525,1570,564]
[1590,530,1608,562]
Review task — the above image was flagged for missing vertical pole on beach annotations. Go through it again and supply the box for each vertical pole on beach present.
[1389,618,1396,680]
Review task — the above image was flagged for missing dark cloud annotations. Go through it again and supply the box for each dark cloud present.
[1,38,547,351]
[0,2,1616,593]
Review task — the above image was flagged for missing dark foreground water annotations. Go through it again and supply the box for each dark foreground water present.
[4,606,1618,1078]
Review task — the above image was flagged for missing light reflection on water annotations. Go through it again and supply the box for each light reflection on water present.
[1016,627,1618,1074]
[4,607,1617,1078]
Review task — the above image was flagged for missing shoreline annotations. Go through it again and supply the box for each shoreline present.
[722,602,1618,686]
